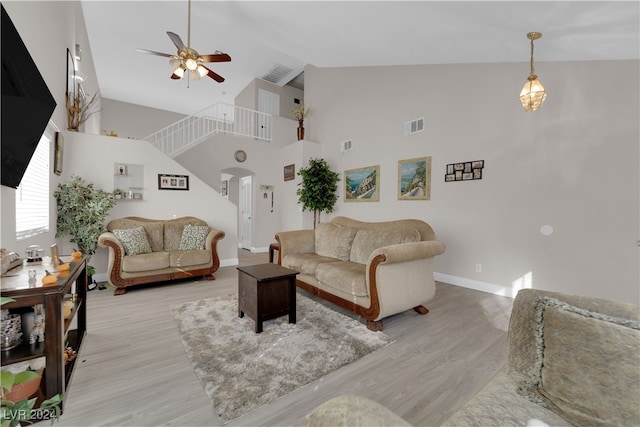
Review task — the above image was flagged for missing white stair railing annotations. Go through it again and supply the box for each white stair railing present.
[143,102,271,157]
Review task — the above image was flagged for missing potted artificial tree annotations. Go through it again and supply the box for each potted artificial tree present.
[54,175,116,289]
[296,158,340,228]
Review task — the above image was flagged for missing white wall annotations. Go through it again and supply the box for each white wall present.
[1,1,100,255]
[175,133,297,251]
[100,98,186,140]
[59,132,238,274]
[304,61,639,304]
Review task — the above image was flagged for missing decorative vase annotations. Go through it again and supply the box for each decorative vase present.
[297,120,305,141]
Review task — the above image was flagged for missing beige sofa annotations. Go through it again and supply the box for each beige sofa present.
[304,288,640,426]
[275,216,446,331]
[98,216,225,295]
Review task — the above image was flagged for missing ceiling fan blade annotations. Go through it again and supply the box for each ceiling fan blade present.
[170,73,181,80]
[200,53,231,63]
[167,31,186,51]
[136,48,173,58]
[201,65,225,83]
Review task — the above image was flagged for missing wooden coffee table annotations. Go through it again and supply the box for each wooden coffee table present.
[237,263,299,333]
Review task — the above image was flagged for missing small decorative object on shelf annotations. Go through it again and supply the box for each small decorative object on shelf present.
[291,104,310,141]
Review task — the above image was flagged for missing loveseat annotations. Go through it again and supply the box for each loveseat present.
[304,288,640,426]
[275,216,446,331]
[98,216,225,295]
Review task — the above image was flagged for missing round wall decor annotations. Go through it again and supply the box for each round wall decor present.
[234,150,247,162]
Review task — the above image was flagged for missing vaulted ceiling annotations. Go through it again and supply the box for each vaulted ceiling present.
[82,1,639,115]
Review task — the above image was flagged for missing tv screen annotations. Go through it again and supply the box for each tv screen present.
[1,4,56,189]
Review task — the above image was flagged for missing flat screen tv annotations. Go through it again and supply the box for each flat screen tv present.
[1,4,56,189]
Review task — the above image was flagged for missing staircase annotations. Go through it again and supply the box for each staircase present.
[143,102,271,158]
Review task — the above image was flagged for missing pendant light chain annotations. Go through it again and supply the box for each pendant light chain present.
[529,37,535,77]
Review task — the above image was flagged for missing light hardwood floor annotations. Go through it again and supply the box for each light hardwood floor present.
[56,251,513,427]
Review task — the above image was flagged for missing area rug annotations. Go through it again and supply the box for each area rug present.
[170,293,393,423]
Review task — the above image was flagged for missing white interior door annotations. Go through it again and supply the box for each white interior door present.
[258,89,279,140]
[239,175,252,250]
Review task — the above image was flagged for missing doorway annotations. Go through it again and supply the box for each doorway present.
[258,89,279,140]
[239,175,253,250]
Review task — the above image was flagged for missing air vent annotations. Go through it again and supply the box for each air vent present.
[404,117,425,135]
[340,139,353,153]
[261,63,294,85]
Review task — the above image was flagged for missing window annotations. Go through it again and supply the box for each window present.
[15,128,52,240]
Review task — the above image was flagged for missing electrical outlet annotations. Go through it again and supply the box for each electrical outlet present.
[475,264,482,273]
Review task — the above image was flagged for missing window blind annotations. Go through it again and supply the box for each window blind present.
[16,133,50,240]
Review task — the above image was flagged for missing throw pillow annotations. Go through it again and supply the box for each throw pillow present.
[315,223,357,261]
[518,296,640,427]
[179,224,210,250]
[113,226,153,256]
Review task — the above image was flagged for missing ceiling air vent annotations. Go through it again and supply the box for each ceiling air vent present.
[340,139,353,153]
[261,63,294,85]
[404,117,425,136]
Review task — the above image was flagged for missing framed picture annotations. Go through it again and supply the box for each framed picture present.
[66,48,75,98]
[398,156,431,200]
[158,174,189,190]
[50,243,59,266]
[283,164,295,181]
[220,180,228,196]
[344,165,380,202]
[54,132,63,175]
[445,160,485,182]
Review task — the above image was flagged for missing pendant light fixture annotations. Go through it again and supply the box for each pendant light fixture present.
[519,32,546,112]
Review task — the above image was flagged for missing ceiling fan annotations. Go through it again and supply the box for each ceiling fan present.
[136,0,231,83]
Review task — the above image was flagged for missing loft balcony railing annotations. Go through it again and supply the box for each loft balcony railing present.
[143,102,271,157]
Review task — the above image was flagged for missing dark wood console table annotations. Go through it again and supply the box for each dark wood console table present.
[1,255,87,415]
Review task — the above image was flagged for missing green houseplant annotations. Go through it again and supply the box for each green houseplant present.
[296,158,340,228]
[54,175,116,261]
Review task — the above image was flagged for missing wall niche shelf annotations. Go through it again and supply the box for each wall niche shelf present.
[114,163,144,201]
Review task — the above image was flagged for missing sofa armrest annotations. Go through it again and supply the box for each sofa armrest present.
[205,227,225,249]
[274,230,315,264]
[205,227,225,272]
[98,232,125,258]
[304,394,412,427]
[370,240,445,265]
[98,232,126,287]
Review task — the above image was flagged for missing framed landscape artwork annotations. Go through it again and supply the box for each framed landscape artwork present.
[344,165,380,202]
[283,164,295,181]
[398,156,431,200]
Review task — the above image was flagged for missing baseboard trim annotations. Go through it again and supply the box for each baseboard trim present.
[434,272,517,299]
[250,247,269,253]
[220,258,239,267]
[93,273,107,283]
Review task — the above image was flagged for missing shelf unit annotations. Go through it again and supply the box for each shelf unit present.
[114,162,144,200]
[1,256,87,416]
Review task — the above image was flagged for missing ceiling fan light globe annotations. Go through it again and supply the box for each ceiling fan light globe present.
[169,57,182,71]
[185,58,198,71]
[196,65,208,78]
[519,76,546,112]
[173,66,185,79]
